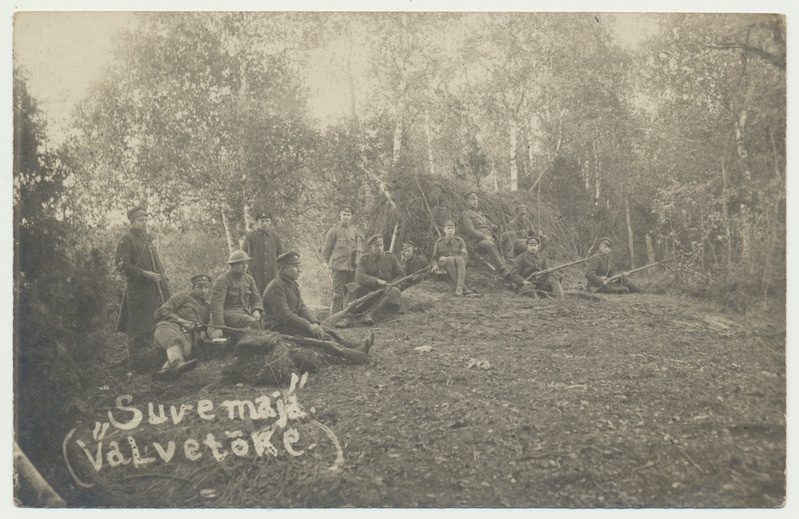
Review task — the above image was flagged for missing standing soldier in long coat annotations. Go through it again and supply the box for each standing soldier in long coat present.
[243,212,284,296]
[322,205,363,317]
[115,207,171,372]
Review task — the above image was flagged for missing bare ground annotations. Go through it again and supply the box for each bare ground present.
[62,274,785,508]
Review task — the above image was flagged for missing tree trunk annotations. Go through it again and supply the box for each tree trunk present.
[392,96,404,170]
[345,23,359,124]
[593,140,601,206]
[509,117,518,192]
[221,209,236,255]
[424,110,435,176]
[721,156,733,272]
[645,233,656,265]
[734,110,752,268]
[625,199,635,269]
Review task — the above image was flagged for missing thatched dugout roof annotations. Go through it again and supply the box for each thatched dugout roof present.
[364,173,579,262]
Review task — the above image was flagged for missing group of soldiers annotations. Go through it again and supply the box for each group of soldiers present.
[115,193,641,380]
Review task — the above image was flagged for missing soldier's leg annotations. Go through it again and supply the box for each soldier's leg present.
[477,239,509,275]
[541,274,565,299]
[598,284,629,294]
[362,287,401,325]
[622,276,643,294]
[223,309,263,330]
[330,270,349,314]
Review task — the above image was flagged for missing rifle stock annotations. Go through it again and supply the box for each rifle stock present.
[323,264,433,327]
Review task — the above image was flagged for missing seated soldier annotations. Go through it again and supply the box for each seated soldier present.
[585,238,642,294]
[432,219,471,296]
[509,236,564,299]
[501,204,549,262]
[460,191,512,279]
[399,240,431,288]
[209,250,263,339]
[262,252,374,358]
[339,234,406,327]
[152,274,211,381]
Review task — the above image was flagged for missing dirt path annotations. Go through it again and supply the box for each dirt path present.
[69,284,785,508]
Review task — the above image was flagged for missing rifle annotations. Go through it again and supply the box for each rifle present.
[524,253,602,282]
[193,323,369,364]
[589,258,671,292]
[324,264,434,327]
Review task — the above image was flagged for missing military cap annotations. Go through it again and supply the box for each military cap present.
[599,238,613,247]
[277,251,301,267]
[401,241,416,250]
[339,205,354,214]
[227,250,252,264]
[256,213,272,221]
[191,274,212,286]
[127,207,148,222]
[366,234,384,247]
[443,219,456,227]
[526,236,541,245]
[464,191,478,200]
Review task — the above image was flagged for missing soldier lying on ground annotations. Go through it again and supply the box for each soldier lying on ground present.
[337,234,406,328]
[585,238,642,294]
[152,274,211,381]
[508,236,565,299]
[431,219,472,297]
[262,251,374,358]
[209,250,264,338]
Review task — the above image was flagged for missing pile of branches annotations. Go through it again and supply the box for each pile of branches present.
[222,330,328,387]
[363,172,580,262]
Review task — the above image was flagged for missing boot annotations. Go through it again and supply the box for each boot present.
[361,331,375,354]
[330,294,344,315]
[335,317,356,329]
[455,285,464,297]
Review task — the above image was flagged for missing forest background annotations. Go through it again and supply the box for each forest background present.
[6,3,793,509]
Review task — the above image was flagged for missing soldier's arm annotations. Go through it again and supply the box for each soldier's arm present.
[265,283,314,332]
[321,227,336,264]
[585,258,603,286]
[275,235,285,257]
[115,236,146,280]
[509,255,528,286]
[153,293,187,323]
[391,254,407,283]
[457,237,469,261]
[209,278,228,327]
[355,256,380,288]
[461,211,485,241]
[431,240,441,262]
[248,276,264,313]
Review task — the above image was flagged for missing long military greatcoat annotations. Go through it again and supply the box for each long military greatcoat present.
[243,228,284,295]
[115,227,171,336]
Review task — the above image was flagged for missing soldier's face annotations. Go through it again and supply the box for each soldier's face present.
[192,283,211,300]
[444,225,455,238]
[339,211,352,224]
[258,218,271,230]
[370,240,384,255]
[401,247,413,260]
[230,262,247,274]
[283,264,301,281]
[132,216,148,231]
[466,195,479,208]
[599,243,610,254]
[526,242,540,254]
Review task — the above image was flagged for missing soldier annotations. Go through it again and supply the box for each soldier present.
[399,241,430,288]
[115,207,172,373]
[151,274,212,381]
[262,252,374,360]
[501,204,549,262]
[322,205,363,318]
[509,236,564,299]
[460,191,509,277]
[585,238,642,294]
[209,250,263,338]
[340,234,405,327]
[243,212,284,295]
[432,220,470,296]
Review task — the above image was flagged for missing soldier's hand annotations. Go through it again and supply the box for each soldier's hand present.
[209,328,223,339]
[145,271,162,282]
[523,281,532,287]
[376,279,388,287]
[309,323,326,339]
[252,310,262,321]
[601,277,609,286]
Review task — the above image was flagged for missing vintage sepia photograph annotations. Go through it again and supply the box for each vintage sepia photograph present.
[8,0,792,510]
